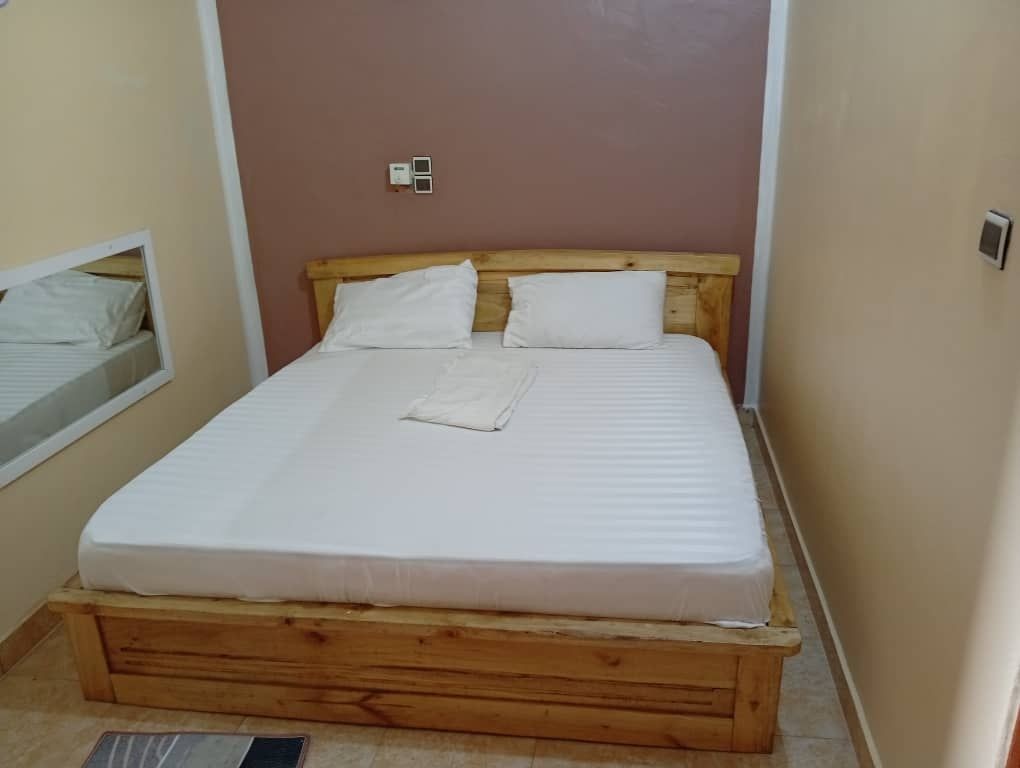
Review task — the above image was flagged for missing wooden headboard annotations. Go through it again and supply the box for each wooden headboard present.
[306,250,739,367]
[76,249,145,281]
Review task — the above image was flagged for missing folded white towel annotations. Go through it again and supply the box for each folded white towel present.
[403,354,537,431]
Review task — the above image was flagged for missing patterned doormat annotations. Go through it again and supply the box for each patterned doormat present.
[82,732,308,768]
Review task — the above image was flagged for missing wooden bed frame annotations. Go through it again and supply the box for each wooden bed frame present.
[49,249,800,754]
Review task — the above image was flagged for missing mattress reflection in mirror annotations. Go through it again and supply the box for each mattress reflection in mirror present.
[0,239,172,479]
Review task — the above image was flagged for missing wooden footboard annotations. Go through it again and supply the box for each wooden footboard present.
[49,570,799,754]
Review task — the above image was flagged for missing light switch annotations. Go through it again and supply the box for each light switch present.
[412,156,432,176]
[979,210,1012,270]
[388,163,412,186]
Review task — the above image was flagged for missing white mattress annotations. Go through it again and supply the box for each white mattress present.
[0,332,160,465]
[80,333,773,626]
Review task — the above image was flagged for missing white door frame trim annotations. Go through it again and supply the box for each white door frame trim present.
[196,0,268,386]
[743,0,789,406]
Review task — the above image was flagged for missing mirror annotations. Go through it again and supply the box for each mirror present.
[0,230,173,487]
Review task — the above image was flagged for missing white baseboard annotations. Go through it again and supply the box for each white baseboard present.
[754,409,883,768]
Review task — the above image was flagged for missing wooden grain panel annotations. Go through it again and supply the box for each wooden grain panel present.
[473,290,511,331]
[731,655,782,753]
[313,277,338,336]
[696,274,733,367]
[306,250,739,280]
[63,615,115,702]
[110,674,734,750]
[476,272,698,289]
[50,589,800,655]
[103,617,739,690]
[768,552,799,632]
[663,290,697,334]
[51,579,799,753]
[76,249,145,278]
[107,652,735,717]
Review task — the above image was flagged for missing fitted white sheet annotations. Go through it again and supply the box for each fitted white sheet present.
[80,333,773,626]
[0,332,160,465]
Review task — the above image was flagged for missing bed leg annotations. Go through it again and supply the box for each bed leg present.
[64,614,116,702]
[731,655,782,752]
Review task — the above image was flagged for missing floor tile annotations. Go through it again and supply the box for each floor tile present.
[773,737,857,767]
[768,527,796,567]
[686,736,857,767]
[372,727,535,767]
[744,434,765,466]
[778,685,850,741]
[781,641,836,693]
[0,676,116,768]
[239,716,382,768]
[0,602,62,675]
[8,625,78,682]
[101,702,243,733]
[748,450,765,470]
[763,509,785,538]
[532,738,694,767]
[778,566,819,638]
[754,471,778,509]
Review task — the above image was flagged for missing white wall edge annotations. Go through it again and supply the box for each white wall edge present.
[195,0,268,387]
[743,0,789,407]
[755,409,884,768]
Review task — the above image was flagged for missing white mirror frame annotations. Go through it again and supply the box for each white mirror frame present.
[0,230,174,489]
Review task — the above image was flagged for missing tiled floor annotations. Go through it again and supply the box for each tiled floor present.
[0,422,858,767]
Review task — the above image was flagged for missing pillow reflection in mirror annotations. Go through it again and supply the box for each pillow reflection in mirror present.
[0,270,146,348]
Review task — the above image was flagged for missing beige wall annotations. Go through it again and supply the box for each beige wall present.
[0,3,251,639]
[761,1,1020,766]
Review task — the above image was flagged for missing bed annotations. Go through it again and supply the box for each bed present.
[49,250,800,754]
[0,252,159,466]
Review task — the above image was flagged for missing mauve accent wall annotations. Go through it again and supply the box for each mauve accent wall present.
[217,0,769,402]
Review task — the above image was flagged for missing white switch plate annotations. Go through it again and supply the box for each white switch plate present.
[389,163,412,186]
[980,209,1012,270]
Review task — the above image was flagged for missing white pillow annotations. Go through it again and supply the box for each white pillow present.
[503,270,666,349]
[116,284,148,342]
[319,260,478,351]
[0,269,146,348]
